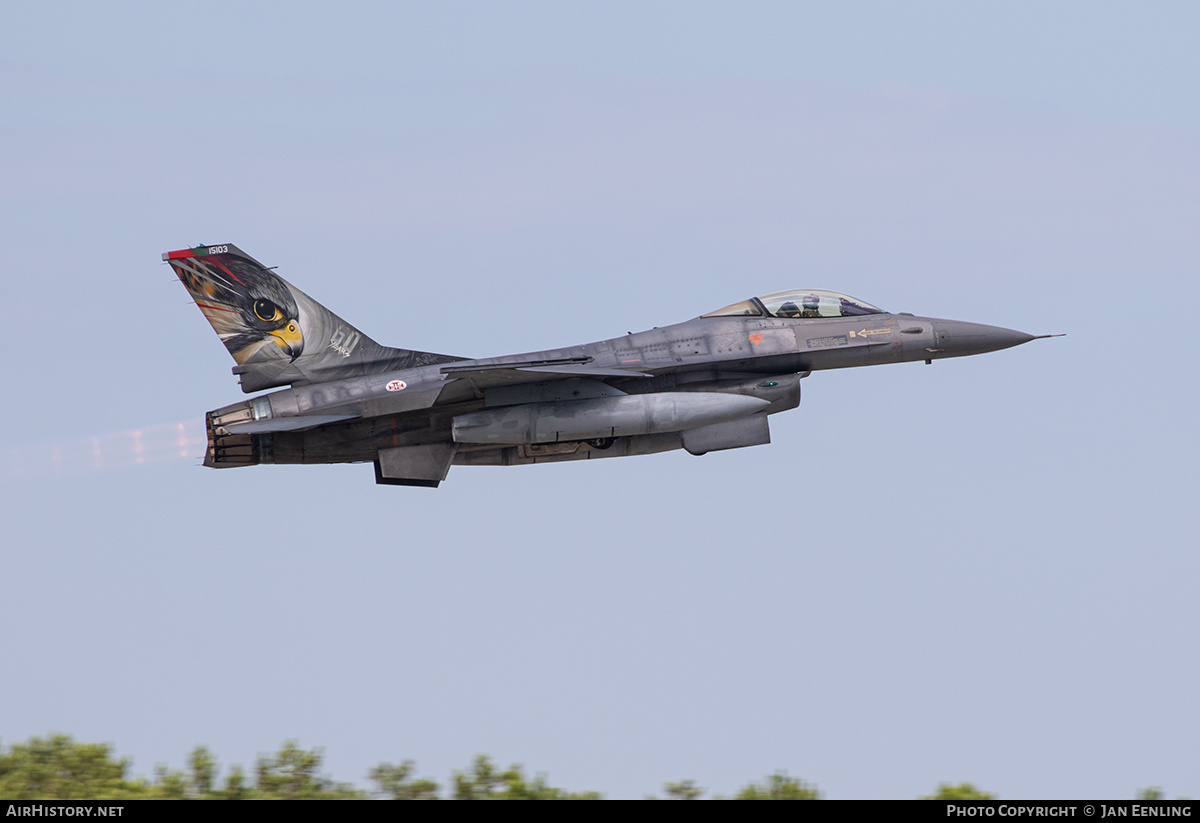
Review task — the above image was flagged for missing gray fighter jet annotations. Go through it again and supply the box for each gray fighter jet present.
[166,243,1056,487]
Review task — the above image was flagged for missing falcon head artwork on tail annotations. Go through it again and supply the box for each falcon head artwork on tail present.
[165,244,460,393]
[169,245,304,364]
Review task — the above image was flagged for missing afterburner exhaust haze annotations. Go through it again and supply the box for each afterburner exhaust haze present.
[3,420,206,479]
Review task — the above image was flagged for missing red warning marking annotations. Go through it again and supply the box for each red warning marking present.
[748,333,764,345]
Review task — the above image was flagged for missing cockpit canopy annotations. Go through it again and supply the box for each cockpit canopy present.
[702,290,885,319]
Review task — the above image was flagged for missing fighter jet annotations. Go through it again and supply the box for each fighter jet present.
[166,243,1056,487]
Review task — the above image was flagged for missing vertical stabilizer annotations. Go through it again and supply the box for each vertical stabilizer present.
[164,244,464,392]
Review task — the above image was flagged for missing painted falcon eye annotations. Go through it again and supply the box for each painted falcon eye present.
[254,299,282,322]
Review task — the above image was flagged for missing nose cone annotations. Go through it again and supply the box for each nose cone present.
[931,320,1036,358]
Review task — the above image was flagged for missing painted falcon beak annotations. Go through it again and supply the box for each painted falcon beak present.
[271,321,304,361]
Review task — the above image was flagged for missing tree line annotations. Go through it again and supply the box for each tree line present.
[0,735,1165,800]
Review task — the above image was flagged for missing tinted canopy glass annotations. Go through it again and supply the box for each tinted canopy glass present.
[758,290,884,319]
[700,298,762,318]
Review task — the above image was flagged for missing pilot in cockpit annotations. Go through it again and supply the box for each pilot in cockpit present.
[775,294,823,318]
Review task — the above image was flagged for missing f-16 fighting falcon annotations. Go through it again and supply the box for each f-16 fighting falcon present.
[166,244,1058,487]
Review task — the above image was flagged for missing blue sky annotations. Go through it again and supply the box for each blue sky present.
[1,2,1197,798]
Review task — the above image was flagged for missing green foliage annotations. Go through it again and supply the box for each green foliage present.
[188,746,216,796]
[254,740,363,799]
[663,779,704,800]
[733,771,820,800]
[921,782,996,800]
[452,754,601,800]
[452,754,508,799]
[24,734,1170,801]
[0,736,368,800]
[151,764,189,799]
[0,735,144,800]
[501,770,601,800]
[220,765,250,800]
[369,760,440,800]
